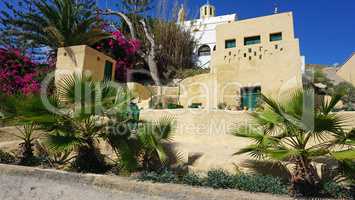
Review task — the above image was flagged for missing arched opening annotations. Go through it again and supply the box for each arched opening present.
[198,45,211,56]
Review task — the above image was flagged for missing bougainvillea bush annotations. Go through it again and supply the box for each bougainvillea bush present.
[95,30,141,82]
[0,48,52,96]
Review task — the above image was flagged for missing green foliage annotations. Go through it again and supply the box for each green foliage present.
[31,74,119,173]
[233,174,288,194]
[139,170,178,183]
[1,0,109,51]
[232,90,355,196]
[121,0,152,14]
[333,82,355,110]
[217,102,227,110]
[189,103,202,109]
[204,169,235,189]
[174,68,210,80]
[0,150,16,164]
[321,181,351,199]
[181,172,203,186]
[139,169,289,195]
[167,103,183,109]
[16,122,38,165]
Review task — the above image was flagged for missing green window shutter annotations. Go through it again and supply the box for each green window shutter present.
[270,33,282,42]
[104,61,113,81]
[225,39,236,49]
[244,36,261,46]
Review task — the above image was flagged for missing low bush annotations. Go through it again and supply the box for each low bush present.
[138,169,289,195]
[139,170,178,183]
[189,103,202,109]
[167,103,183,109]
[217,102,227,110]
[204,169,235,189]
[321,181,351,199]
[233,174,287,195]
[181,172,203,186]
[0,150,16,164]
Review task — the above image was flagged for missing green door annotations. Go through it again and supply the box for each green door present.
[241,87,261,111]
[104,61,113,81]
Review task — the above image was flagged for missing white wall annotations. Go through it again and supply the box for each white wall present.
[181,14,237,68]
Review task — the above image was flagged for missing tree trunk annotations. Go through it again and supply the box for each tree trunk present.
[101,9,161,86]
[140,19,161,86]
[290,157,321,197]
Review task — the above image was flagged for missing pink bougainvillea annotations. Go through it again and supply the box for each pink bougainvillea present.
[95,30,141,82]
[0,48,51,96]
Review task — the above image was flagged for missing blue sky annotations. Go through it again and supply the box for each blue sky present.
[100,0,355,65]
[2,0,354,65]
[183,0,355,65]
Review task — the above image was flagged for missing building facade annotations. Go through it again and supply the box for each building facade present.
[337,53,355,86]
[179,3,237,68]
[55,45,116,83]
[178,12,303,110]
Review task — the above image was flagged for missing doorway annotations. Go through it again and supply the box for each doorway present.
[240,86,261,111]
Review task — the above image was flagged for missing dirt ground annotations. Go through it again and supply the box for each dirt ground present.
[0,125,283,177]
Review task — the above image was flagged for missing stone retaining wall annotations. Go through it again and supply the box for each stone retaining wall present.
[0,164,291,200]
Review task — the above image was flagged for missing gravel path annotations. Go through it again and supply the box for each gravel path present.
[0,174,171,200]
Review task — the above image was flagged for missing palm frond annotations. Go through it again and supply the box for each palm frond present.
[321,93,343,115]
[153,117,175,141]
[46,131,83,152]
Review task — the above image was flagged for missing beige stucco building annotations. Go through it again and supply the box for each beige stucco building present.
[178,12,303,110]
[55,45,116,83]
[337,53,355,86]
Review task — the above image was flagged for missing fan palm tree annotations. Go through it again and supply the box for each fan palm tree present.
[103,112,176,172]
[39,74,119,173]
[232,90,355,196]
[15,122,38,164]
[1,0,110,51]
[137,117,175,170]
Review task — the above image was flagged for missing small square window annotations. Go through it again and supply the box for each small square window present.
[249,56,252,60]
[275,45,279,50]
[270,32,282,42]
[254,52,257,56]
[244,53,247,57]
[259,55,262,59]
[225,39,236,49]
[244,36,261,46]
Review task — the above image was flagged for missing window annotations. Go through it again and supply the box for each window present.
[213,45,216,51]
[104,61,113,81]
[205,7,207,15]
[198,45,211,56]
[210,7,213,15]
[270,32,282,42]
[225,39,236,49]
[244,36,261,46]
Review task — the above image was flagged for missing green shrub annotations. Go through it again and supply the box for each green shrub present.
[167,103,183,109]
[204,169,235,189]
[217,102,227,110]
[139,170,178,183]
[321,181,351,199]
[234,174,288,195]
[182,172,203,186]
[138,169,289,195]
[0,150,16,164]
[189,103,202,109]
